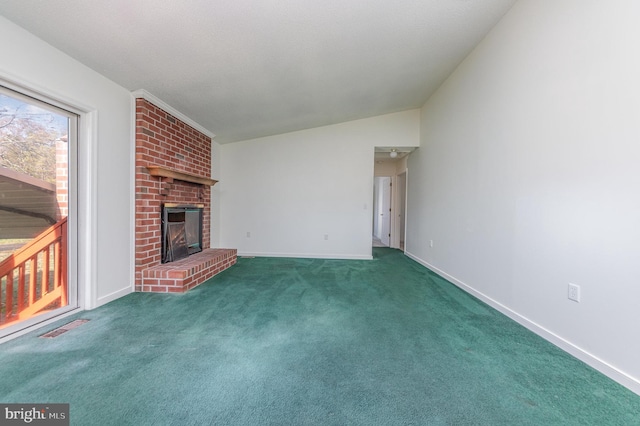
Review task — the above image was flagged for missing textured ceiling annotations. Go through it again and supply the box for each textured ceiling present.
[0,0,516,143]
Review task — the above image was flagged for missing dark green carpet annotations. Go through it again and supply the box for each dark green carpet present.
[1,248,639,425]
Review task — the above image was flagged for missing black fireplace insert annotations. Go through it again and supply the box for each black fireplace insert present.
[161,203,204,263]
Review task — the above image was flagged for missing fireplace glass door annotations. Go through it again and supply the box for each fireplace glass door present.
[162,204,203,263]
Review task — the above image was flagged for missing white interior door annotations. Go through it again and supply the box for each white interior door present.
[373,180,380,238]
[380,177,391,246]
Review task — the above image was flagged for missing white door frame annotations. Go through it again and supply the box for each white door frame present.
[392,170,408,251]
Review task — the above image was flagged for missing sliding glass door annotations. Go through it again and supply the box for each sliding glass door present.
[0,85,78,338]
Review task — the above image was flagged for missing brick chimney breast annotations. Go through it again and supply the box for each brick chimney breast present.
[134,98,235,293]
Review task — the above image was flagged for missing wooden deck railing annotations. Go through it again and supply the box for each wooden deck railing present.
[0,217,67,328]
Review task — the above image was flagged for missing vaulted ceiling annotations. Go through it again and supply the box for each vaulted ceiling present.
[0,0,517,143]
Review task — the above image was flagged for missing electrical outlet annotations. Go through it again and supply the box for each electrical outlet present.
[568,283,581,302]
[324,234,329,240]
[246,231,251,238]
[429,240,434,248]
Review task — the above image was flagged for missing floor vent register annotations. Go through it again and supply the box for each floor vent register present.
[40,319,90,338]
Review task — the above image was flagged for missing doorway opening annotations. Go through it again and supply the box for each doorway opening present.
[372,147,413,251]
[0,85,78,337]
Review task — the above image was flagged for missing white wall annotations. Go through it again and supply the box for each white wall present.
[220,110,420,259]
[210,140,222,248]
[0,16,133,309]
[407,0,640,393]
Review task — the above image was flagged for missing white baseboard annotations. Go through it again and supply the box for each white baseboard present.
[95,286,133,308]
[238,251,373,260]
[404,250,640,396]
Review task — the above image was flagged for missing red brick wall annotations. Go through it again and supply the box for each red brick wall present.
[135,98,212,291]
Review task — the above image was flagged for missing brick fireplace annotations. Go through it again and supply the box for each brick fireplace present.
[134,97,236,293]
